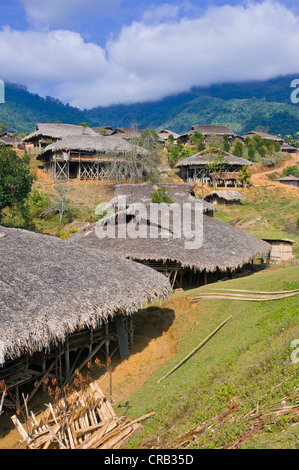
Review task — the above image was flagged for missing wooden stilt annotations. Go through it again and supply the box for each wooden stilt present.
[65,338,70,379]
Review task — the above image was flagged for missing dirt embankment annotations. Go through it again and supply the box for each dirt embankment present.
[0,300,184,449]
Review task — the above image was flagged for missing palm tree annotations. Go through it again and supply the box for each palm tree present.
[239,166,252,188]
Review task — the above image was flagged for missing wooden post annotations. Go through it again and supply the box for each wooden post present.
[105,323,110,362]
[129,316,134,346]
[65,337,70,379]
[204,269,207,285]
[89,329,93,354]
[42,359,47,394]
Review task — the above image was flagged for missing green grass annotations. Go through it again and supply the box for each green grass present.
[116,265,299,449]
[213,186,299,256]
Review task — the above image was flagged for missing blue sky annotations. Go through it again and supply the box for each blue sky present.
[0,1,299,108]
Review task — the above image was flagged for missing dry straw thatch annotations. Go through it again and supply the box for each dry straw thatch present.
[0,226,171,365]
[174,149,253,169]
[22,123,98,142]
[36,135,150,161]
[205,190,246,202]
[107,183,217,214]
[69,207,270,275]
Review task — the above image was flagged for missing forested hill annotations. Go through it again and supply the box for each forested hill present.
[0,83,97,134]
[85,74,299,136]
[1,75,299,136]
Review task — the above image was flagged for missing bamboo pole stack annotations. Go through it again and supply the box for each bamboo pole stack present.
[11,382,154,450]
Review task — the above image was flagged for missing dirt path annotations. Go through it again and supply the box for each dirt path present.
[250,153,298,187]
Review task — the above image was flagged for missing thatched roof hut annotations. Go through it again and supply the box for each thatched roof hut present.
[242,131,284,143]
[277,175,299,187]
[0,226,170,366]
[280,143,298,153]
[177,125,238,145]
[174,149,252,186]
[36,135,150,180]
[36,135,149,160]
[106,183,217,216]
[111,128,145,141]
[205,190,246,205]
[92,126,115,136]
[175,150,252,169]
[22,123,98,149]
[0,133,22,148]
[157,129,180,144]
[68,208,271,288]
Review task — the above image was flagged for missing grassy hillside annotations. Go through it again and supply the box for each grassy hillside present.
[115,265,299,449]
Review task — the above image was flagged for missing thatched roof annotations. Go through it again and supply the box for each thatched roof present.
[278,175,299,182]
[22,123,98,142]
[36,135,150,161]
[191,125,236,135]
[205,190,246,202]
[0,226,170,365]
[242,131,284,143]
[92,126,115,136]
[111,128,145,140]
[106,183,217,214]
[0,135,21,146]
[177,125,237,141]
[280,143,298,152]
[174,150,252,168]
[157,129,180,141]
[68,209,271,275]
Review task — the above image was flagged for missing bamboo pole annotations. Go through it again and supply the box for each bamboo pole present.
[157,315,232,383]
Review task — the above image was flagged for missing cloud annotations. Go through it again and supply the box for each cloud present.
[2,1,299,108]
[0,27,107,89]
[20,0,121,28]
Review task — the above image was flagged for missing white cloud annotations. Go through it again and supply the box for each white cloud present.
[20,0,121,28]
[2,1,299,108]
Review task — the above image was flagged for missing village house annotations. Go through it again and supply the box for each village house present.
[106,182,217,217]
[205,190,246,205]
[92,126,115,136]
[35,134,150,181]
[174,149,252,187]
[177,125,239,145]
[68,186,270,290]
[0,226,170,409]
[242,130,285,145]
[0,132,22,148]
[280,143,298,153]
[110,128,145,141]
[277,175,299,187]
[22,123,98,150]
[262,238,295,264]
[157,129,180,144]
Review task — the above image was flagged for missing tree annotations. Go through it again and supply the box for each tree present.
[0,146,34,220]
[223,134,230,152]
[190,131,205,151]
[283,165,299,178]
[239,166,252,188]
[151,185,173,203]
[232,138,243,158]
[45,180,72,225]
[247,143,256,162]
